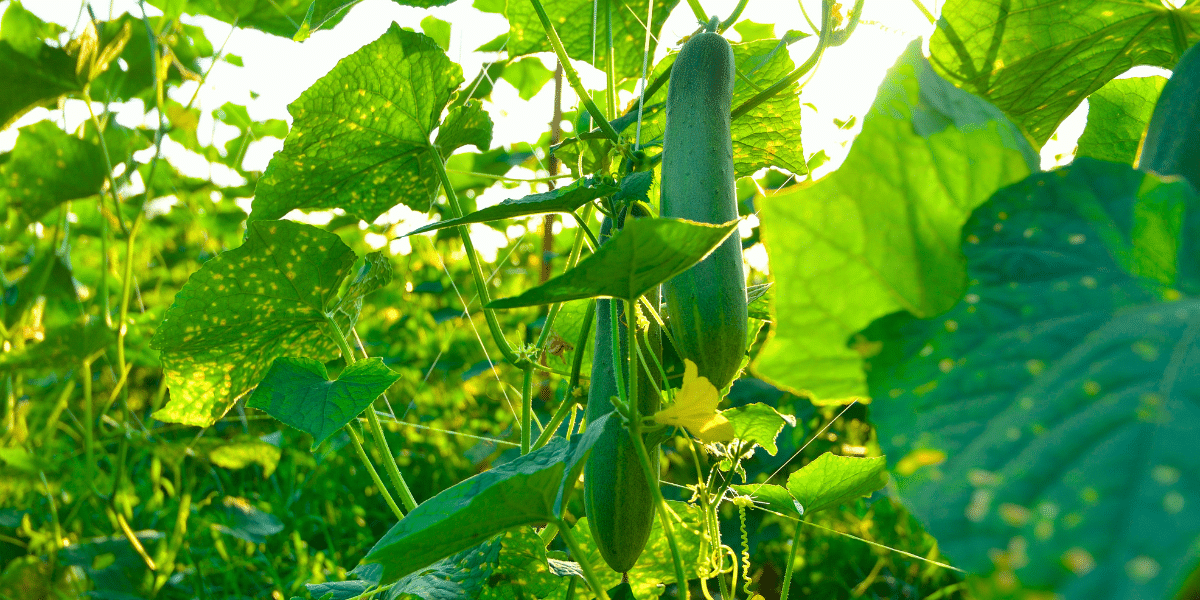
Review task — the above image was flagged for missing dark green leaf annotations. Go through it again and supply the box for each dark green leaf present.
[360,413,614,584]
[505,0,680,81]
[151,220,358,427]
[1077,77,1166,166]
[929,0,1200,146]
[251,25,472,222]
[723,402,795,456]
[247,357,400,450]
[404,177,617,237]
[754,40,1033,401]
[746,282,772,320]
[613,170,654,204]
[487,217,739,308]
[0,121,107,235]
[785,453,887,516]
[865,158,1200,600]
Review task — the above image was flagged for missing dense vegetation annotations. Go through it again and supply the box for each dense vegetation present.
[1,0,1199,599]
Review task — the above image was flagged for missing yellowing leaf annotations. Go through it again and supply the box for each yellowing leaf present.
[653,360,734,443]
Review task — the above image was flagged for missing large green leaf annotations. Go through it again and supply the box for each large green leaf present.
[486,217,739,308]
[251,25,489,222]
[247,357,400,450]
[1076,77,1166,166]
[505,0,681,82]
[785,453,887,516]
[636,37,809,177]
[0,121,107,235]
[864,158,1200,600]
[929,0,1200,146]
[150,220,358,427]
[0,41,79,130]
[753,41,1034,402]
[359,413,614,584]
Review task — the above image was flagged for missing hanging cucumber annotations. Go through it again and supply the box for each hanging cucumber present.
[1138,41,1200,190]
[659,31,747,391]
[583,214,662,574]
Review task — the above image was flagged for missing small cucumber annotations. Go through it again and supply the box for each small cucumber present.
[1138,41,1200,190]
[660,32,747,390]
[583,216,661,574]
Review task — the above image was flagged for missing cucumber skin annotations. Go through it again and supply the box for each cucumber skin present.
[1139,41,1200,190]
[660,32,748,391]
[583,219,661,574]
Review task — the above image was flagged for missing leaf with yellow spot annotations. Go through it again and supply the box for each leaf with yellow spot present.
[654,359,735,443]
[151,220,361,427]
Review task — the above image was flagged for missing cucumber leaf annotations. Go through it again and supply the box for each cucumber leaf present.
[403,177,617,237]
[865,159,1200,600]
[785,453,887,516]
[0,121,107,236]
[487,217,739,308]
[1076,76,1166,166]
[754,40,1033,401]
[929,0,1200,146]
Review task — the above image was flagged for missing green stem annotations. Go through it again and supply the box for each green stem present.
[779,529,802,600]
[325,316,418,513]
[685,0,708,23]
[521,366,534,454]
[346,425,405,522]
[909,0,936,24]
[718,0,749,32]
[526,0,634,161]
[625,298,688,599]
[557,519,612,600]
[81,359,98,493]
[533,297,595,452]
[604,0,617,121]
[430,149,522,365]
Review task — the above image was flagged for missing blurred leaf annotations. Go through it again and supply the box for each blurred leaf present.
[248,357,400,450]
[337,252,393,315]
[929,0,1200,146]
[0,41,78,130]
[150,220,358,427]
[252,25,484,222]
[0,1,65,58]
[360,413,614,584]
[505,0,680,81]
[488,217,739,308]
[1077,76,1166,166]
[219,496,283,543]
[865,159,1200,600]
[420,15,451,51]
[732,20,775,43]
[0,317,112,370]
[570,499,707,598]
[473,0,505,14]
[0,122,107,235]
[723,402,795,456]
[546,298,593,374]
[435,100,493,157]
[786,453,887,516]
[208,437,282,477]
[404,177,617,236]
[754,40,1034,401]
[91,14,211,103]
[498,57,553,101]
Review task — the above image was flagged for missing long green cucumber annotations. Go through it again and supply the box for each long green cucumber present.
[1138,41,1200,189]
[583,216,661,574]
[660,32,747,390]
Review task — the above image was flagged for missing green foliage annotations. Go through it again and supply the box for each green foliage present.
[0,121,108,235]
[865,159,1200,599]
[755,40,1034,401]
[405,178,618,237]
[929,0,1200,146]
[1076,76,1166,166]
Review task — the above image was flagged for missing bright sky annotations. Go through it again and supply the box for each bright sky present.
[6,0,1109,261]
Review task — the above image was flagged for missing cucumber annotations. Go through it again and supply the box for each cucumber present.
[1138,41,1200,189]
[583,216,661,574]
[659,32,747,390]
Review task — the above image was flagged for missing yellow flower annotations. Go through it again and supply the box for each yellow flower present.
[653,359,735,443]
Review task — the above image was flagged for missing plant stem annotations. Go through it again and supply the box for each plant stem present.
[685,0,708,23]
[346,425,404,521]
[429,148,522,365]
[779,531,802,600]
[718,0,749,31]
[525,0,634,161]
[325,316,418,513]
[909,0,936,24]
[521,366,534,454]
[557,519,612,600]
[625,298,688,599]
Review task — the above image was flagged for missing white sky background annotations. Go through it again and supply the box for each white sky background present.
[6,0,1114,259]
